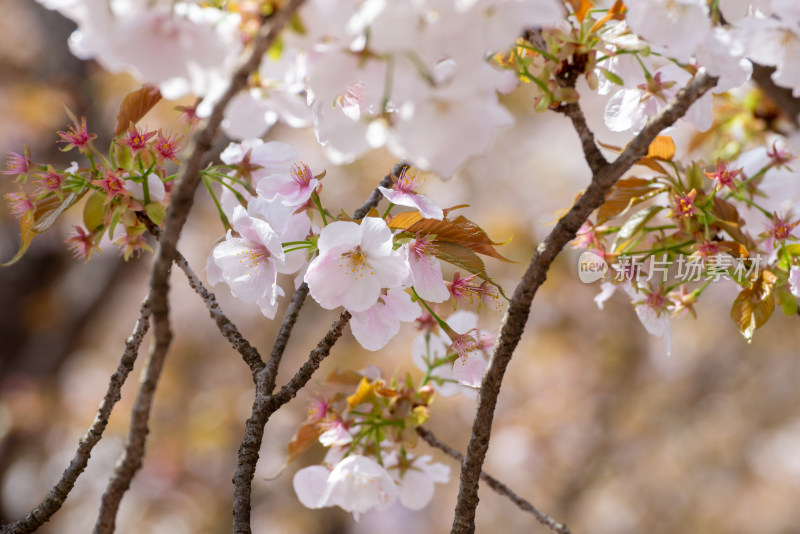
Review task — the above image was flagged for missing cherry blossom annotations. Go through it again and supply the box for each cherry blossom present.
[350,288,421,351]
[32,168,64,197]
[318,419,353,447]
[153,130,182,163]
[126,174,166,203]
[256,162,319,207]
[632,286,674,356]
[51,0,243,103]
[220,139,298,185]
[405,235,450,303]
[378,167,443,220]
[384,451,450,511]
[304,218,409,313]
[789,266,800,297]
[120,125,156,154]
[411,331,476,399]
[66,225,100,262]
[624,0,710,63]
[413,310,491,390]
[57,115,96,152]
[2,149,32,176]
[92,169,130,203]
[4,192,34,219]
[605,64,712,134]
[293,455,398,520]
[208,206,286,319]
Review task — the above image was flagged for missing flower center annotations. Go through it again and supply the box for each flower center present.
[341,246,375,278]
[396,167,424,193]
[291,163,313,187]
[238,242,269,273]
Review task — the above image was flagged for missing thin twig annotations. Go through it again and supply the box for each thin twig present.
[173,249,266,379]
[449,72,718,534]
[262,283,310,394]
[231,166,400,534]
[92,3,307,532]
[416,427,570,534]
[1,298,151,534]
[143,216,267,379]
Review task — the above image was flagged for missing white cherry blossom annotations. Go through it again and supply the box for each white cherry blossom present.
[384,451,450,511]
[350,288,422,351]
[304,218,409,313]
[208,206,286,319]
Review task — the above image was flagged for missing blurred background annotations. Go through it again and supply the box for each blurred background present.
[2,2,800,533]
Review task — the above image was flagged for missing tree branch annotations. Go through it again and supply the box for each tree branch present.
[751,64,800,128]
[449,72,719,534]
[172,248,266,379]
[231,166,399,534]
[416,427,570,534]
[1,298,151,534]
[92,3,307,532]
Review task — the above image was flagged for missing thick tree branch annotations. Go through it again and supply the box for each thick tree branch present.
[92,3,307,533]
[417,427,570,534]
[449,73,719,534]
[557,101,609,172]
[751,64,800,128]
[1,298,151,534]
[231,167,399,534]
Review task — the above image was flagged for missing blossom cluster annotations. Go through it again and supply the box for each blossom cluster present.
[2,109,183,263]
[573,136,800,351]
[203,138,508,387]
[290,369,449,520]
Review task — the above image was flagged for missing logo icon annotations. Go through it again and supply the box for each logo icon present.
[578,251,607,283]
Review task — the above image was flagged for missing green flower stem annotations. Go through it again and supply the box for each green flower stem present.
[137,154,151,205]
[202,174,231,231]
[283,246,313,253]
[311,190,328,226]
[381,202,395,220]
[631,239,696,257]
[411,287,449,330]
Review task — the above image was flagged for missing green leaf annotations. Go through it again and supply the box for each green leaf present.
[597,66,623,86]
[83,191,106,232]
[612,205,663,253]
[777,284,798,316]
[785,244,800,257]
[145,202,166,226]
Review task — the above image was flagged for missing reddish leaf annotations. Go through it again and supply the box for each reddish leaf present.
[730,270,777,342]
[1,212,36,266]
[435,241,488,279]
[326,368,363,385]
[287,422,321,464]
[646,135,676,160]
[413,215,513,262]
[115,85,162,136]
[597,178,665,222]
[712,197,756,249]
[388,210,424,230]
